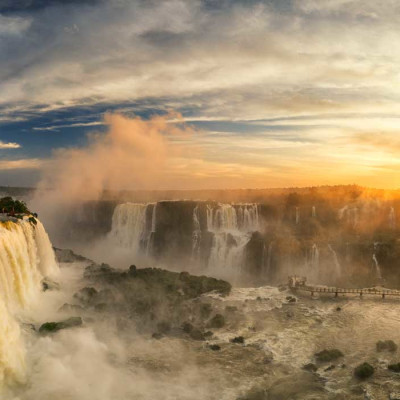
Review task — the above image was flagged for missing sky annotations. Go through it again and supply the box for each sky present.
[0,0,399,190]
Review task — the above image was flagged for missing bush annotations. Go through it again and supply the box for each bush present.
[354,362,374,379]
[0,197,31,214]
[388,363,400,373]
[315,349,344,362]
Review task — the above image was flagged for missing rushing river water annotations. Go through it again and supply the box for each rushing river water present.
[4,255,400,400]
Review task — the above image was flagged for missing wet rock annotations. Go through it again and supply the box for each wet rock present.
[336,307,342,311]
[315,349,344,362]
[208,344,221,351]
[74,287,98,304]
[324,365,335,371]
[42,278,60,291]
[58,303,84,313]
[230,336,245,344]
[182,322,194,333]
[204,331,213,338]
[208,314,225,329]
[285,296,296,303]
[388,363,400,373]
[354,362,374,379]
[225,306,238,313]
[189,329,205,341]
[53,247,90,263]
[200,303,212,319]
[302,363,318,372]
[376,340,397,352]
[152,332,163,340]
[39,317,82,334]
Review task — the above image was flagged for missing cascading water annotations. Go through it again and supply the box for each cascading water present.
[295,207,300,224]
[0,217,58,387]
[328,244,341,278]
[372,242,382,280]
[206,204,259,276]
[192,206,201,260]
[312,206,316,218]
[389,207,396,229]
[109,203,149,254]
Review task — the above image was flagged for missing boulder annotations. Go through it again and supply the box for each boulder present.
[376,340,397,352]
[230,336,245,344]
[302,363,318,372]
[208,314,225,329]
[209,344,221,351]
[354,362,374,379]
[388,363,400,373]
[314,349,344,362]
[39,317,82,334]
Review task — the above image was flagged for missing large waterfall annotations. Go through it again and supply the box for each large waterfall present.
[0,217,58,387]
[109,203,156,255]
[206,203,259,276]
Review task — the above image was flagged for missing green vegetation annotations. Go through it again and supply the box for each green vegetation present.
[0,196,31,214]
[314,349,344,362]
[354,362,374,379]
[39,317,83,334]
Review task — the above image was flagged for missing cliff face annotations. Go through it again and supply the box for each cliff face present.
[58,196,400,287]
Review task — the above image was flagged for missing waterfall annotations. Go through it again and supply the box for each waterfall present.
[310,244,319,269]
[389,207,396,229]
[328,244,341,277]
[109,203,148,253]
[0,217,58,386]
[372,243,382,280]
[262,241,273,278]
[192,206,201,259]
[312,206,316,218]
[206,203,260,274]
[295,207,300,224]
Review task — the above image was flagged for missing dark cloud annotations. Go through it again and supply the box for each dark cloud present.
[0,0,100,14]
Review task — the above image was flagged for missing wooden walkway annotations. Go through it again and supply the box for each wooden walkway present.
[293,285,400,299]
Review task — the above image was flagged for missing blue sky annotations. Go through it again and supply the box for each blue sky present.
[1,0,400,189]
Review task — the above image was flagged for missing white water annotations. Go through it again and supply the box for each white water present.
[0,218,58,387]
[372,242,382,280]
[206,204,259,277]
[328,244,341,278]
[295,207,300,224]
[389,207,396,229]
[109,203,149,253]
[312,206,316,218]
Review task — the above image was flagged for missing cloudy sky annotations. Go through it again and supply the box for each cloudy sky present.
[0,0,399,189]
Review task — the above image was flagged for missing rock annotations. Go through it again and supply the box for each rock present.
[314,349,344,362]
[58,303,84,313]
[376,340,397,352]
[389,392,400,400]
[388,363,400,373]
[208,314,225,329]
[39,317,82,334]
[204,331,213,338]
[336,307,342,311]
[200,303,212,319]
[53,247,90,263]
[152,332,163,340]
[42,278,60,291]
[324,365,335,371]
[74,287,98,304]
[182,322,194,333]
[225,306,238,313]
[302,363,318,372]
[286,296,296,303]
[354,362,374,379]
[189,329,206,341]
[230,336,245,344]
[209,344,221,351]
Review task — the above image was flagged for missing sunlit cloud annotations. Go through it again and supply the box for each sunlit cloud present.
[0,141,21,149]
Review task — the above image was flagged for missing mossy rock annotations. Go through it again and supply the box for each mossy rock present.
[388,363,400,373]
[354,362,374,379]
[315,349,344,362]
[208,314,225,329]
[376,340,397,352]
[39,317,82,334]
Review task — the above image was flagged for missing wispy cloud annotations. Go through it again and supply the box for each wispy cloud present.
[0,140,21,149]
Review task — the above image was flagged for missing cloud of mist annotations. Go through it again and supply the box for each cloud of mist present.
[31,112,195,242]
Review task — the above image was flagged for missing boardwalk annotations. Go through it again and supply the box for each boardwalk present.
[288,276,400,299]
